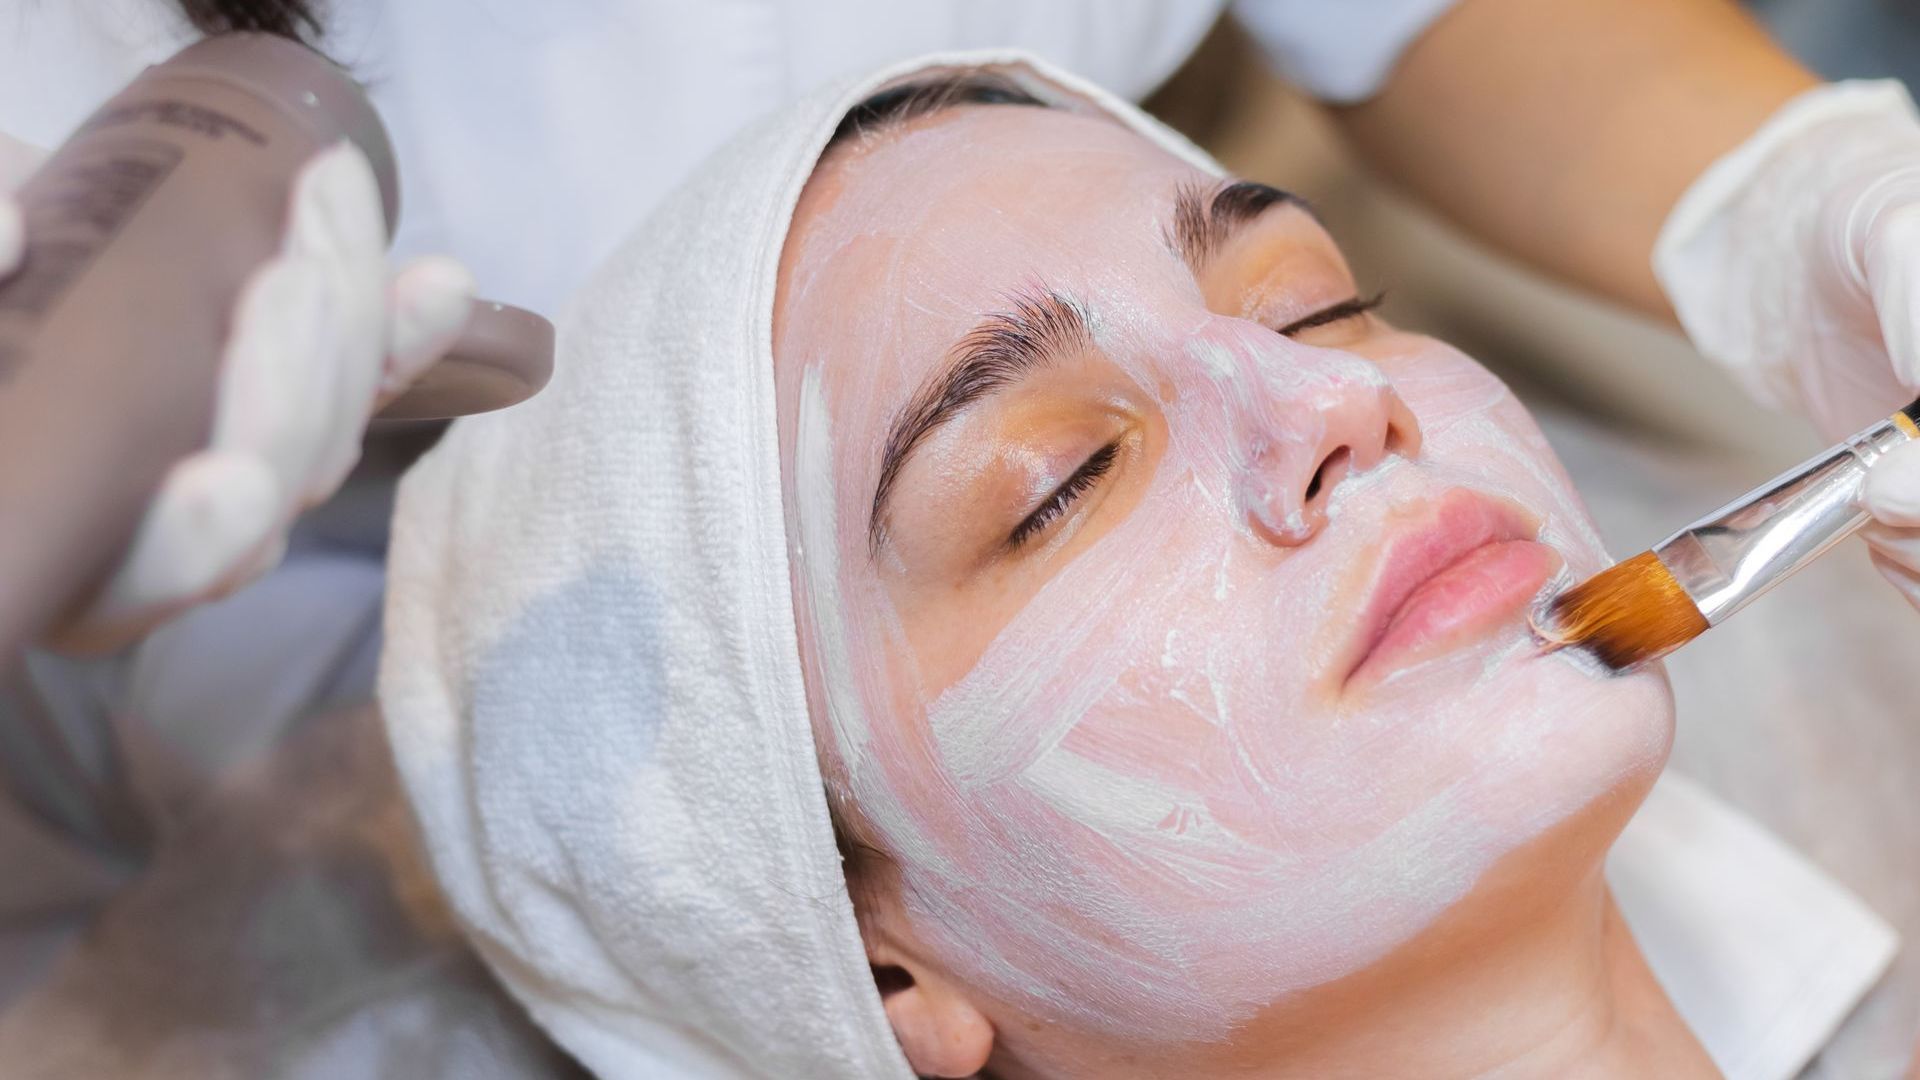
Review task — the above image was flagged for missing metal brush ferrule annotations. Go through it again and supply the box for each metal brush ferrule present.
[1653,415,1913,626]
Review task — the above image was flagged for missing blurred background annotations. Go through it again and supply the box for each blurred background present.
[1145,6,1920,1076]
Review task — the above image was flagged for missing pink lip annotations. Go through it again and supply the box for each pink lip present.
[1342,489,1560,690]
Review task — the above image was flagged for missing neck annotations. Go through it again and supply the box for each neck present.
[1354,880,1717,1080]
[999,797,1719,1079]
[1262,880,1715,1079]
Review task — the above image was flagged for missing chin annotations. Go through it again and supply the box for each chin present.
[1490,648,1677,841]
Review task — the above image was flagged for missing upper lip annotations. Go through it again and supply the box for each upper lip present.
[1338,488,1541,686]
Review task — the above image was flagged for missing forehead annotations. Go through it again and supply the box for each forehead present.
[803,103,1203,242]
[777,106,1210,361]
[773,106,1229,455]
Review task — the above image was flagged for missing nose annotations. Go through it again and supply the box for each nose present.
[1236,357,1421,548]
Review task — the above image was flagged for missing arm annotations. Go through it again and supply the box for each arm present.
[1341,2,1920,619]
[1331,0,1817,320]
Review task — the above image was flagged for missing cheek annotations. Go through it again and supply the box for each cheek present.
[1372,336,1535,447]
[1375,338,1612,572]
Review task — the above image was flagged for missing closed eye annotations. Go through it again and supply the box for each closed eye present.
[1007,441,1120,550]
[1276,292,1384,337]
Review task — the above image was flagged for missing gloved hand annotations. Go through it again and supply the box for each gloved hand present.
[1655,80,1920,611]
[0,132,475,652]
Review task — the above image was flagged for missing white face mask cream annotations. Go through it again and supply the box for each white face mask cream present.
[773,100,1674,1043]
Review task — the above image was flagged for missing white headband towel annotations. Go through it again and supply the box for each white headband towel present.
[376,50,1214,1080]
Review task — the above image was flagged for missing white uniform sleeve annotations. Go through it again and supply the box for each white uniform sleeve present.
[1231,0,1462,103]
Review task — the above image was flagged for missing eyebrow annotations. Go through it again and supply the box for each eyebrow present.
[868,290,1093,554]
[1168,180,1311,274]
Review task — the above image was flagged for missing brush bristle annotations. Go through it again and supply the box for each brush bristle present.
[1534,551,1709,671]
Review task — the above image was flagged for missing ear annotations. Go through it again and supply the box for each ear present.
[867,937,995,1078]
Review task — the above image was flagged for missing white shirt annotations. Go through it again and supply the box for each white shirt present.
[0,0,1458,316]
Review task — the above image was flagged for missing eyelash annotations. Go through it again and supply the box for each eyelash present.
[1008,441,1120,549]
[1276,291,1385,337]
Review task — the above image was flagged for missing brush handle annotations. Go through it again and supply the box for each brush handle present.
[1655,396,1920,625]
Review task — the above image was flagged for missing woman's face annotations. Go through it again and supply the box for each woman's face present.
[772,97,1674,1041]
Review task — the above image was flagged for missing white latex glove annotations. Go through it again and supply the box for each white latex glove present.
[0,134,474,652]
[1655,80,1920,611]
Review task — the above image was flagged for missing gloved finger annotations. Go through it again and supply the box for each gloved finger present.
[70,451,282,639]
[0,196,20,279]
[0,130,48,191]
[208,253,334,506]
[1868,203,1920,391]
[1869,548,1920,613]
[283,140,387,268]
[1862,437,1920,527]
[383,254,474,397]
[0,133,49,278]
[1864,520,1920,575]
[282,141,389,499]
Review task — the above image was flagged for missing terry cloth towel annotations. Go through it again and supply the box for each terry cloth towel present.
[1610,772,1896,1080]
[378,49,1897,1079]
[375,50,1217,1079]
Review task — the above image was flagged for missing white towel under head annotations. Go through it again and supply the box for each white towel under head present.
[376,49,1895,1080]
[377,51,1219,1079]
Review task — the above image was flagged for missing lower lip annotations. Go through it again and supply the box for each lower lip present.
[1348,540,1559,688]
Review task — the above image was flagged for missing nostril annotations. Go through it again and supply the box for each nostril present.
[1384,395,1423,460]
[1305,446,1350,504]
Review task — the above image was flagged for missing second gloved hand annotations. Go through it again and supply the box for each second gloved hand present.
[1655,80,1920,612]
[0,134,475,651]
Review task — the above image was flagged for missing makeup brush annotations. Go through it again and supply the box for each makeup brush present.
[1532,398,1920,671]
